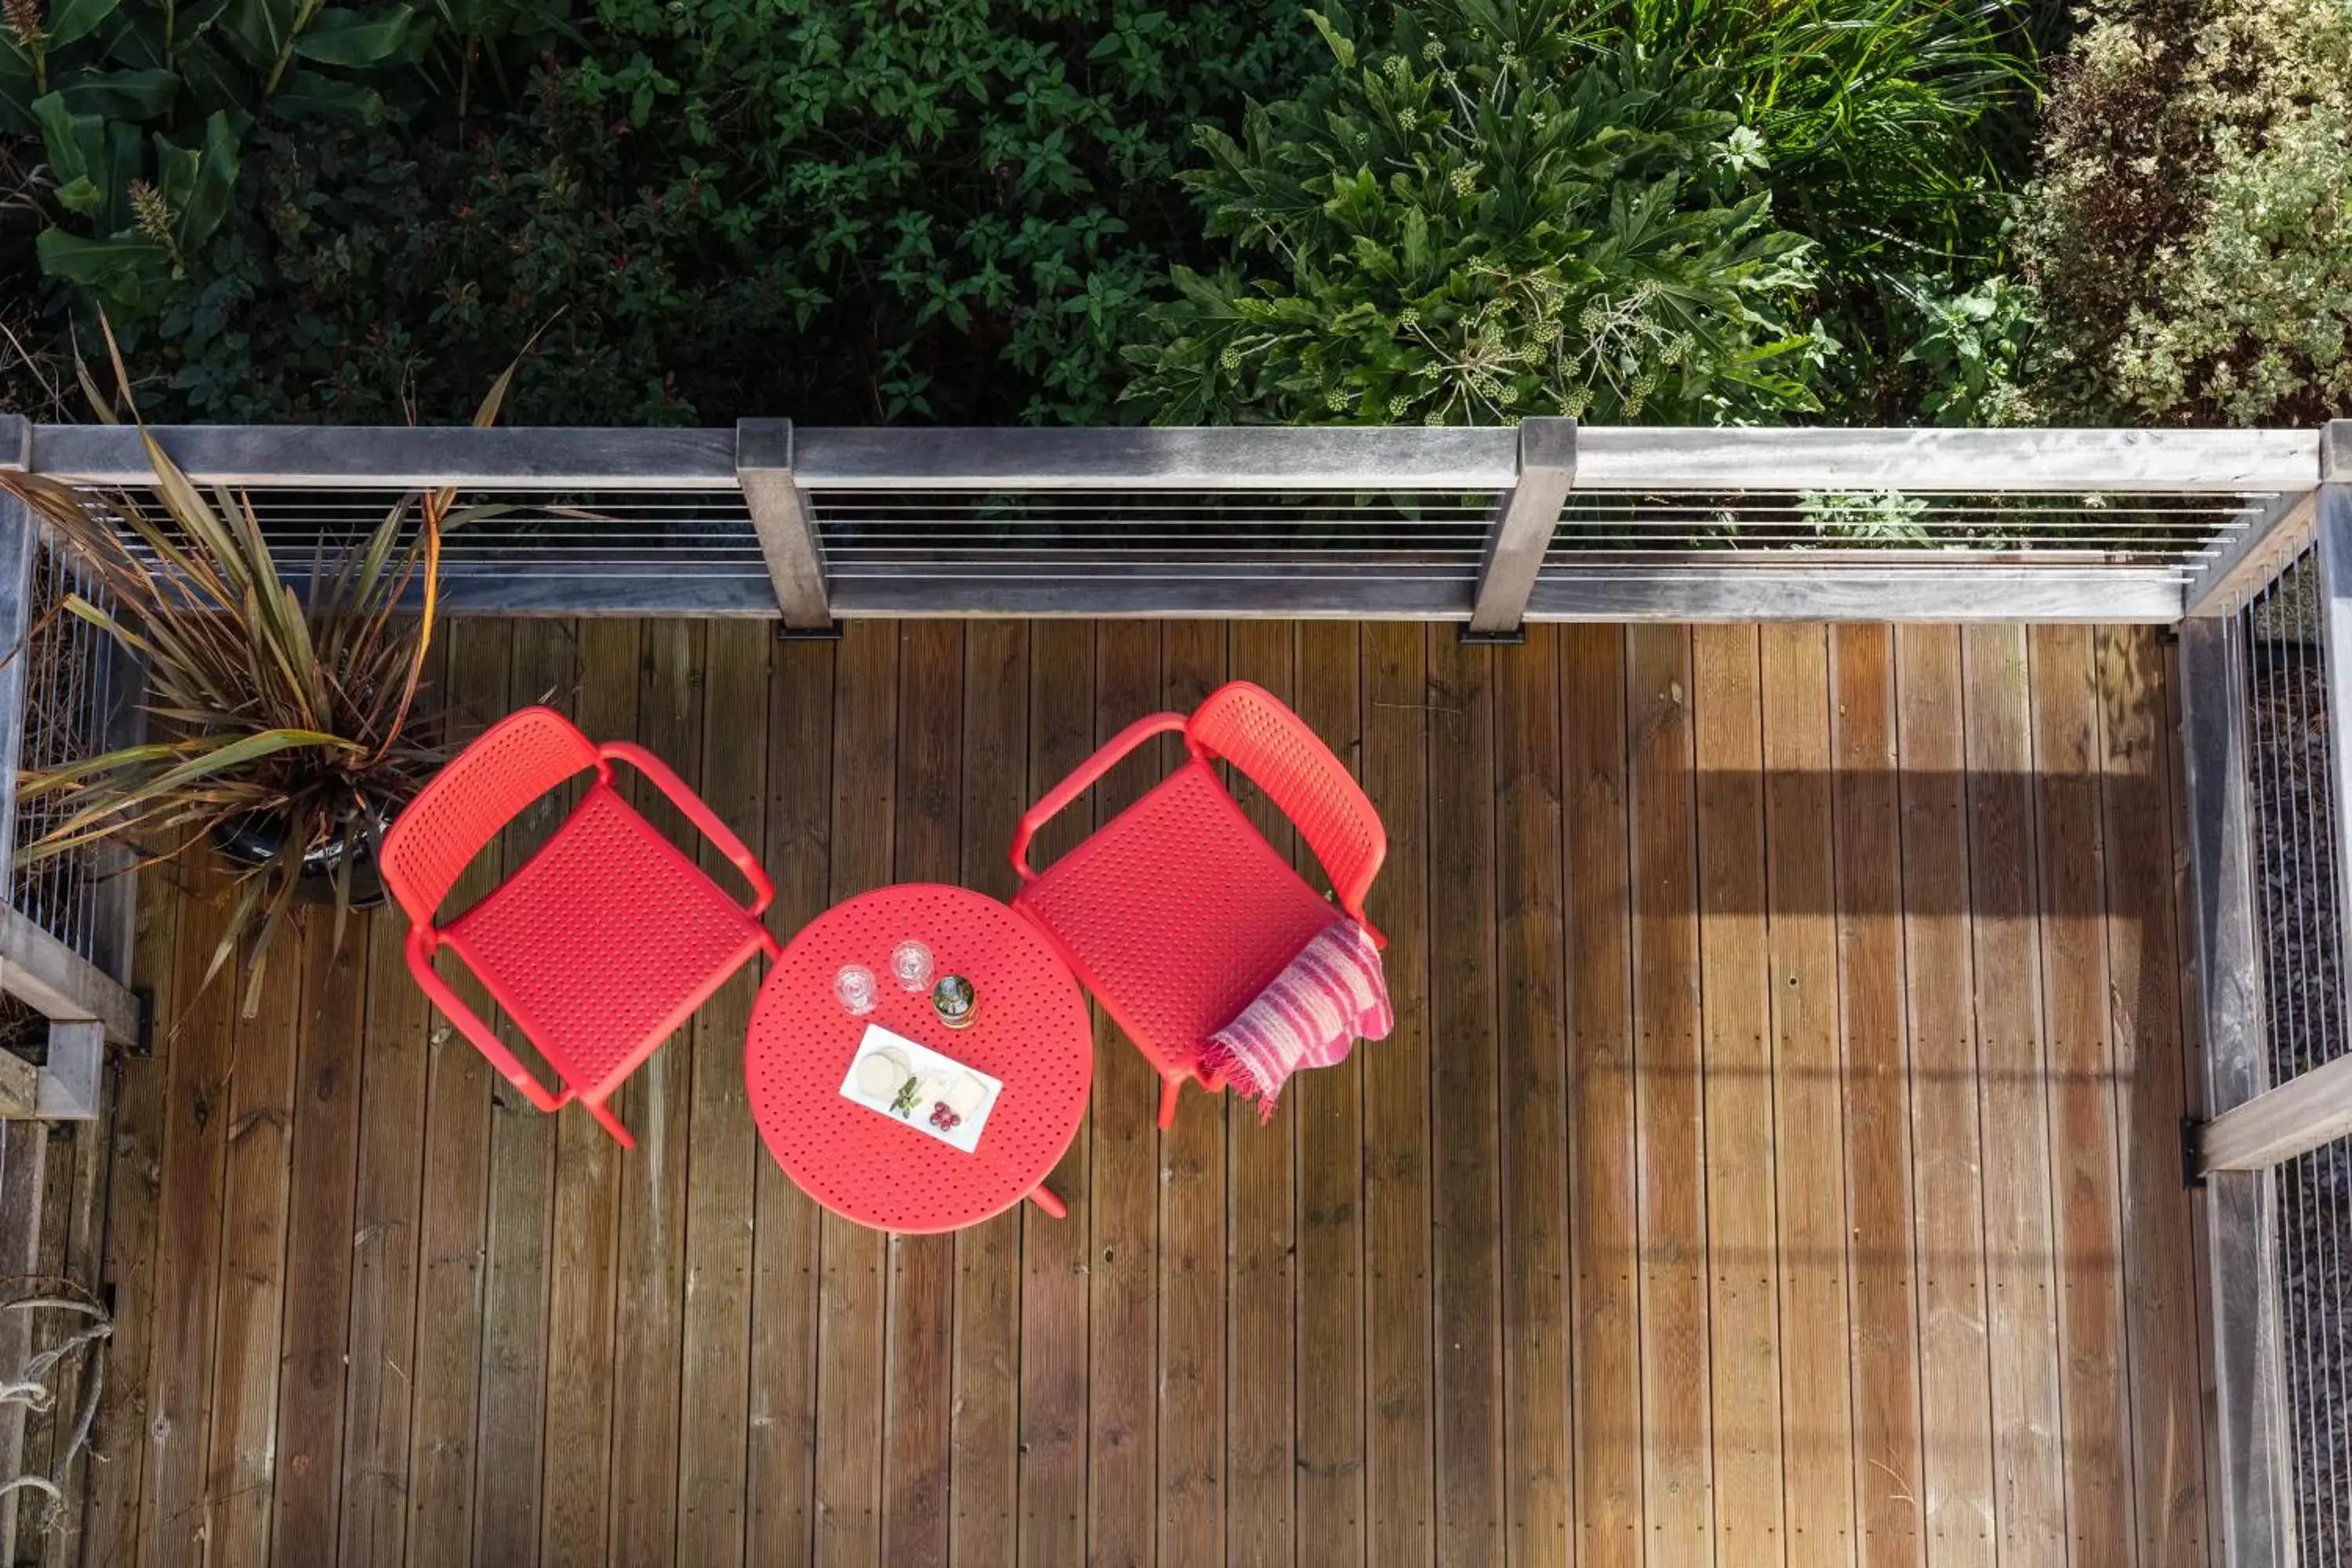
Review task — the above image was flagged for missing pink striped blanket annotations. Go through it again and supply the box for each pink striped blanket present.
[1201,917,1392,1120]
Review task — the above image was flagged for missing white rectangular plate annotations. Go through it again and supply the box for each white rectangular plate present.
[837,1023,1004,1154]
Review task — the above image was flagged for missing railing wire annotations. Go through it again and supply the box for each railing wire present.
[9,543,118,965]
[2241,544,2352,1563]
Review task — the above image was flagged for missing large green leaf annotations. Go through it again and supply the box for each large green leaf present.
[51,176,104,215]
[271,67,381,121]
[44,0,125,49]
[34,229,163,290]
[30,94,98,188]
[178,111,241,248]
[58,67,180,119]
[103,115,142,234]
[291,7,412,66]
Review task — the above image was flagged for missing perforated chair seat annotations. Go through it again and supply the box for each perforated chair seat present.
[444,782,771,1105]
[1008,681,1387,1127]
[382,705,781,1148]
[1015,759,1337,1085]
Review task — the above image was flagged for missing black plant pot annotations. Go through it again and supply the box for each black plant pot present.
[212,803,393,910]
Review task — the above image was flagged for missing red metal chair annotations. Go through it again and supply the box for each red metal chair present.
[382,706,782,1148]
[1011,680,1385,1127]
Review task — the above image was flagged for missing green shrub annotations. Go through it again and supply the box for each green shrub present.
[2022,0,2352,424]
[9,0,1324,425]
[1124,0,2038,425]
[1122,1,1828,425]
[0,0,479,313]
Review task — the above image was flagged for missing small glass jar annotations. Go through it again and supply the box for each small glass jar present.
[931,974,978,1029]
[834,964,879,1016]
[891,939,935,993]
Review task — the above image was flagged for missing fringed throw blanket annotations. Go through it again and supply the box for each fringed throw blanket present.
[1202,917,1392,1120]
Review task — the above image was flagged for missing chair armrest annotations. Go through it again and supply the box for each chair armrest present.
[1011,712,1190,883]
[404,928,568,1112]
[599,740,775,917]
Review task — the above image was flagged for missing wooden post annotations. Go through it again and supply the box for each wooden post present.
[736,418,834,633]
[2179,615,2296,1565]
[1465,418,1573,641]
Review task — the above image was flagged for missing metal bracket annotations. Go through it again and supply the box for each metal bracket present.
[1457,626,1527,647]
[133,986,155,1058]
[776,621,845,643]
[2182,1116,2208,1189]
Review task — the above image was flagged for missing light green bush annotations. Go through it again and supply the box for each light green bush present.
[2024,0,2352,424]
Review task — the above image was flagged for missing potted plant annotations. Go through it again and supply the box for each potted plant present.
[0,343,520,1015]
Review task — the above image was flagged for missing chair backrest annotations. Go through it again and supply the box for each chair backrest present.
[381,705,601,928]
[1187,681,1385,921]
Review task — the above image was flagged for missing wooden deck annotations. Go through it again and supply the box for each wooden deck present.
[65,619,2212,1568]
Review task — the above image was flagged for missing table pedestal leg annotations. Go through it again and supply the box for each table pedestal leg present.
[1028,1183,1067,1220]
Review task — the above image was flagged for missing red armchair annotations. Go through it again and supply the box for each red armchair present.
[1011,680,1385,1127]
[382,706,781,1147]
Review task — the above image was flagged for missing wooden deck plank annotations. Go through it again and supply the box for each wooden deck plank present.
[604,619,706,1567]
[746,635,834,1566]
[1691,623,1786,1568]
[1893,624,1996,1568]
[469,617,575,1568]
[1157,620,1229,1568]
[1759,624,1856,1568]
[1960,626,2067,1566]
[884,622,965,1568]
[534,619,635,1567]
[40,1073,108,1566]
[1084,619,1162,1568]
[2027,623,2135,1566]
[1018,620,1092,1568]
[1562,625,1641,1568]
[2095,627,2209,1567]
[1830,626,1925,1568]
[1627,624,1712,1568]
[815,622,897,1568]
[202,904,300,1568]
[82,874,176,1568]
[270,898,371,1566]
[404,617,512,1567]
[137,855,237,1567]
[674,619,771,1566]
[1295,620,1369,1568]
[1360,621,1433,1568]
[1493,629,1570,1566]
[1426,626,1501,1564]
[953,621,1029,1568]
[1228,621,1301,1566]
[338,635,451,1568]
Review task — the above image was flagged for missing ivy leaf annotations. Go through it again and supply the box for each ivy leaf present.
[292,7,413,67]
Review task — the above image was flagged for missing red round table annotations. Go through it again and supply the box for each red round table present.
[746,883,1092,1232]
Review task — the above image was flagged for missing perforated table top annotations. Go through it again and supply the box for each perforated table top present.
[746,883,1092,1233]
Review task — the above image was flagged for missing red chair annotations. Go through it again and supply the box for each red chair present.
[1011,680,1385,1127]
[382,706,782,1148]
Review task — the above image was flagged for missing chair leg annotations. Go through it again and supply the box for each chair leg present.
[584,1096,637,1149]
[1157,1074,1182,1130]
[1027,1182,1068,1220]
